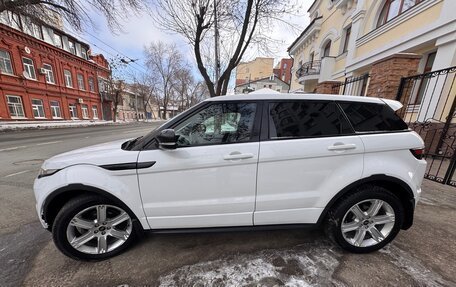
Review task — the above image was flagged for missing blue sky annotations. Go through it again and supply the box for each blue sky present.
[66,1,312,83]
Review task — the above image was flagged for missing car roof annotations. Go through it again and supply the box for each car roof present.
[205,93,383,103]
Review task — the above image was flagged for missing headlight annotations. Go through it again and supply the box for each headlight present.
[38,168,60,178]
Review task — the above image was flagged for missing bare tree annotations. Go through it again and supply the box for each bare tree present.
[0,0,151,32]
[104,78,124,122]
[154,0,300,97]
[144,42,184,120]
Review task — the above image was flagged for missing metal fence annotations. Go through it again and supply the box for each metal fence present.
[331,74,370,96]
[396,66,456,186]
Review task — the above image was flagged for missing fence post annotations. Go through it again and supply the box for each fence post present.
[342,77,348,94]
[395,77,405,101]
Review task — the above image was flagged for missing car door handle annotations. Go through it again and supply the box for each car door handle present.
[223,152,254,160]
[327,143,357,151]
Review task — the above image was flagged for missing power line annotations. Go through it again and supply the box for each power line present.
[83,30,149,73]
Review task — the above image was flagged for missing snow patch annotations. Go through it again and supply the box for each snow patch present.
[380,245,452,286]
[159,243,344,287]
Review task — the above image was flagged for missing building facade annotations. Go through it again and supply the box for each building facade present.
[234,75,290,94]
[273,58,293,84]
[235,57,274,86]
[117,84,146,121]
[0,11,111,121]
[288,0,455,100]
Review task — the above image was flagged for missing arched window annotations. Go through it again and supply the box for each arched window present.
[377,0,423,27]
[323,41,331,57]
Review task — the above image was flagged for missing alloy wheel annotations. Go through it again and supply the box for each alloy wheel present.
[341,199,396,248]
[66,204,132,254]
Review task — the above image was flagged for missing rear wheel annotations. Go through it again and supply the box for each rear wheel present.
[326,185,404,253]
[52,195,139,260]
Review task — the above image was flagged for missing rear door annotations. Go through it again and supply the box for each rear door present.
[254,100,365,225]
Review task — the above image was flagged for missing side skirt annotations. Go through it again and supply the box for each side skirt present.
[145,223,319,235]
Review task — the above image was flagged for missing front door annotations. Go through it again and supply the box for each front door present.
[137,102,261,229]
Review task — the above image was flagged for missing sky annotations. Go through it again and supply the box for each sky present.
[67,1,313,83]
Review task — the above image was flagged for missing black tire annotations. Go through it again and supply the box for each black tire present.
[52,195,140,261]
[325,185,404,253]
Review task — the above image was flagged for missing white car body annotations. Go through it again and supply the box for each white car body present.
[34,93,426,234]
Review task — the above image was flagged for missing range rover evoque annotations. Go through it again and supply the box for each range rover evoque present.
[34,93,427,260]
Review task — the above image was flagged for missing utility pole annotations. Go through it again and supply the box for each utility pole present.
[213,0,220,93]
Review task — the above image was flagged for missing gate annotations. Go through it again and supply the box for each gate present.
[331,74,370,96]
[396,66,456,186]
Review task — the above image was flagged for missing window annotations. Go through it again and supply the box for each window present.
[64,70,73,87]
[269,101,352,139]
[42,64,55,84]
[0,49,13,74]
[50,101,62,118]
[42,26,54,44]
[22,57,36,79]
[31,99,45,118]
[174,103,257,147]
[377,0,423,27]
[339,102,408,132]
[81,104,89,118]
[323,41,331,57]
[68,41,76,54]
[53,33,62,48]
[6,95,25,118]
[81,47,88,60]
[343,26,351,53]
[69,104,78,118]
[92,105,99,119]
[77,73,85,90]
[88,77,95,92]
[32,23,42,39]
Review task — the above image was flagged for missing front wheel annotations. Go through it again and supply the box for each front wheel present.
[52,195,139,260]
[326,185,404,253]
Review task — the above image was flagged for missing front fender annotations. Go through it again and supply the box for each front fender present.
[34,164,149,230]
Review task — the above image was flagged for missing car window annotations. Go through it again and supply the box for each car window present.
[174,103,257,147]
[339,102,408,132]
[269,101,353,139]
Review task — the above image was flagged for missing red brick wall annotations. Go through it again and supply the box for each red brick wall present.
[315,81,341,94]
[273,58,293,84]
[367,53,421,100]
[0,24,110,121]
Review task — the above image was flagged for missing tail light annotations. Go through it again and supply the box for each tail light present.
[410,148,425,160]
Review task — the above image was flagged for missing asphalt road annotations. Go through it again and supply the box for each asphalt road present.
[1,123,456,287]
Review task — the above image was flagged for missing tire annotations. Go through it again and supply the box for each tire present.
[52,195,140,261]
[325,185,404,253]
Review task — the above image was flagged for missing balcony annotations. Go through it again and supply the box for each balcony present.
[296,60,321,84]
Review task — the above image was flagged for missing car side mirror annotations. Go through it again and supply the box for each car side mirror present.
[157,129,177,149]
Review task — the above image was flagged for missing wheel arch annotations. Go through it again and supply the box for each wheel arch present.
[317,174,416,229]
[42,184,142,232]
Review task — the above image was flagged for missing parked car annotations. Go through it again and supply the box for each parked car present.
[34,93,426,260]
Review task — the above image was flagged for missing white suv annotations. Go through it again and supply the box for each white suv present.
[34,93,427,260]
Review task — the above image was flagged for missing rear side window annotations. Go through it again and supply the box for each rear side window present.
[269,101,353,139]
[339,102,408,132]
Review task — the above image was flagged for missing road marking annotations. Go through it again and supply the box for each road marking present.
[36,140,63,146]
[0,146,27,152]
[4,170,30,178]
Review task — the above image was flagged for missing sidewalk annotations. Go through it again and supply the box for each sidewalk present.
[0,119,160,132]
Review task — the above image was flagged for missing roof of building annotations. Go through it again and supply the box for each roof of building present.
[235,75,290,88]
[287,16,322,52]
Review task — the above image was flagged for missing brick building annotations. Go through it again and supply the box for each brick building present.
[0,12,111,121]
[273,58,293,84]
